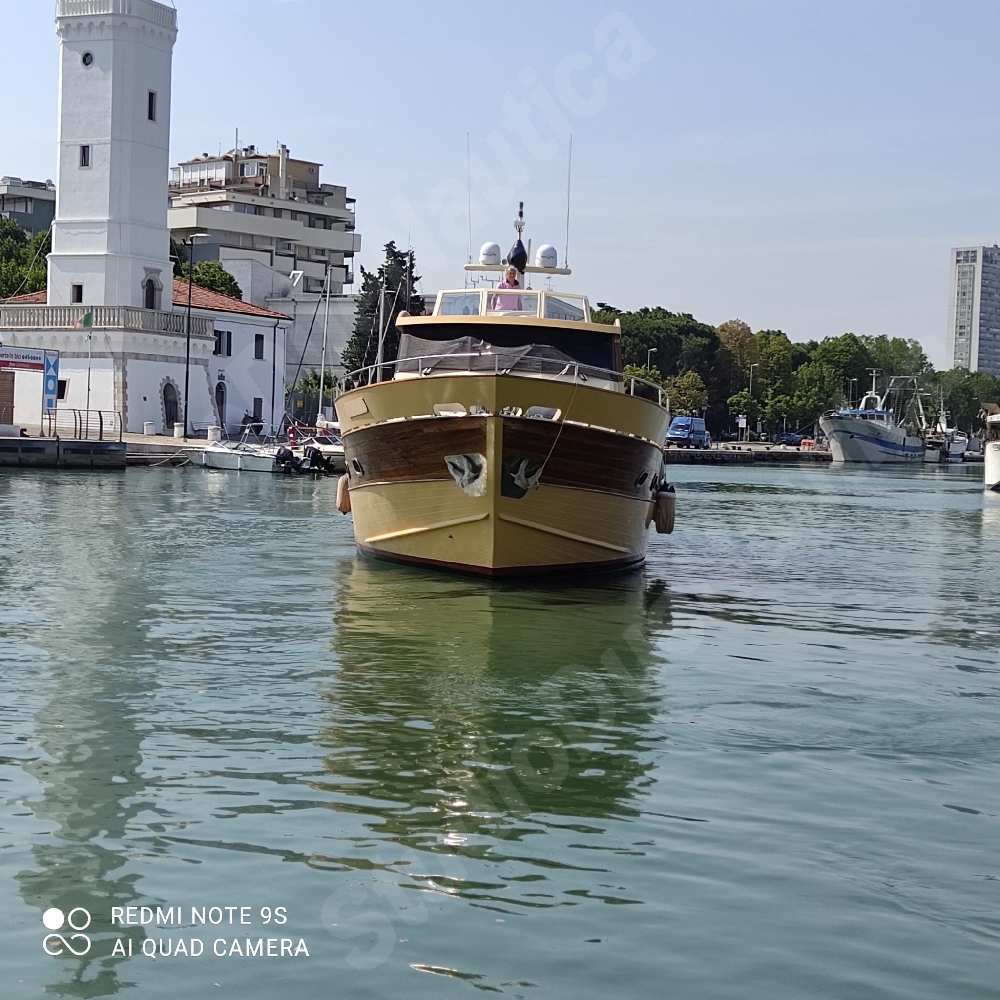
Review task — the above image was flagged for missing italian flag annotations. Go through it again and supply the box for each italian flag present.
[73,311,93,331]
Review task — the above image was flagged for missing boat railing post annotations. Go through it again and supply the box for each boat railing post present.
[630,377,636,396]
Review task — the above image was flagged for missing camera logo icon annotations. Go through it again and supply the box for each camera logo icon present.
[42,907,92,956]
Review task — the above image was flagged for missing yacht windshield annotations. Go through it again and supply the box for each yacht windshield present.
[396,324,617,378]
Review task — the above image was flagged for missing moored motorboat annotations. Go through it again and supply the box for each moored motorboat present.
[984,406,1000,491]
[288,424,346,473]
[196,438,280,473]
[333,208,675,576]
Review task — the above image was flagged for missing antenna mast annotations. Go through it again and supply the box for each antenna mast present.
[466,132,473,265]
[564,134,573,269]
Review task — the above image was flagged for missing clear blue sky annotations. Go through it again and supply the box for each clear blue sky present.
[7,0,1000,365]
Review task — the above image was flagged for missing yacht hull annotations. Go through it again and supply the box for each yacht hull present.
[819,415,924,463]
[986,441,1000,490]
[336,376,669,576]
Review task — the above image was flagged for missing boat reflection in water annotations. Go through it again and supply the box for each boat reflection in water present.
[319,559,673,852]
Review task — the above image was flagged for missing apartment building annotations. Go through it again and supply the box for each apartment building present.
[0,177,56,238]
[168,145,360,294]
[946,246,1000,376]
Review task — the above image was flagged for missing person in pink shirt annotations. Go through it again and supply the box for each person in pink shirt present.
[491,266,522,311]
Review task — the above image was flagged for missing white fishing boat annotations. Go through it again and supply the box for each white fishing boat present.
[819,375,926,464]
[984,406,1000,491]
[924,392,969,463]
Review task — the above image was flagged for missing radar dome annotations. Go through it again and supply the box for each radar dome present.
[479,242,501,266]
[535,244,559,269]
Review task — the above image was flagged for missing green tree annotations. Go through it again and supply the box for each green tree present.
[726,389,761,427]
[810,332,875,399]
[666,370,708,414]
[594,304,737,430]
[0,217,49,300]
[716,319,758,378]
[934,369,1000,432]
[787,360,840,427]
[180,260,243,300]
[292,368,338,399]
[753,329,794,400]
[170,237,188,278]
[860,335,931,391]
[342,242,425,375]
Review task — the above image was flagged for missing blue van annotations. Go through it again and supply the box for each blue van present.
[666,416,711,449]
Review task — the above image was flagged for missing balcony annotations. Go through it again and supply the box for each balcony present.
[0,305,213,339]
[56,0,177,28]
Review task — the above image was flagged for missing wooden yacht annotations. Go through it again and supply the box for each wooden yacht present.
[334,210,674,576]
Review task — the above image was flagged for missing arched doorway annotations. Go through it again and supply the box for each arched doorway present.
[215,381,227,429]
[163,383,178,431]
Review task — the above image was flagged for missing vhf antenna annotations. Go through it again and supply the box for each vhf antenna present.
[564,134,573,269]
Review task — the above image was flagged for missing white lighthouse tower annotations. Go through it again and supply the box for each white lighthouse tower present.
[0,2,290,438]
[48,0,177,310]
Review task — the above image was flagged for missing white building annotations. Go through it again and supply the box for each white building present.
[0,0,290,435]
[946,246,1000,376]
[168,145,359,293]
[7,280,287,436]
[167,145,362,386]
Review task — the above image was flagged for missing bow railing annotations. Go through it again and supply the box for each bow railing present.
[342,352,666,408]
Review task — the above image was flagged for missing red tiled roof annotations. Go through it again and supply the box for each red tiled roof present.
[3,282,288,320]
[171,278,288,319]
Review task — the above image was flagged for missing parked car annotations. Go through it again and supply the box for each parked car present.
[666,416,711,448]
[773,432,805,446]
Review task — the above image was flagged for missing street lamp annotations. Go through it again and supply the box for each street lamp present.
[747,363,760,442]
[647,347,657,370]
[182,233,210,439]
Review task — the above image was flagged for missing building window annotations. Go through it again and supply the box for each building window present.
[82,51,94,67]
[71,284,84,304]
[57,379,69,401]
[252,397,263,421]
[79,145,91,168]
[254,334,265,360]
[214,330,233,357]
[148,91,157,122]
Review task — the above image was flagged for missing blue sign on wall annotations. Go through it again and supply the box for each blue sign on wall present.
[43,352,59,411]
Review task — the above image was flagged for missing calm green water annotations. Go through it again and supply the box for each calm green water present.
[1,464,998,999]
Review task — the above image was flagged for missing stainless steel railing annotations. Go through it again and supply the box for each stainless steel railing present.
[41,409,123,442]
[342,352,666,408]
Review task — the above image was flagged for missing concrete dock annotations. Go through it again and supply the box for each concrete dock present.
[664,445,832,464]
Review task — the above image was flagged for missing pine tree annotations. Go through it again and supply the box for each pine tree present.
[341,242,424,375]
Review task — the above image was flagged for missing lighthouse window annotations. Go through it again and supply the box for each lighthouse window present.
[148,91,157,122]
[79,145,91,168]
[71,284,84,304]
[82,52,94,67]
